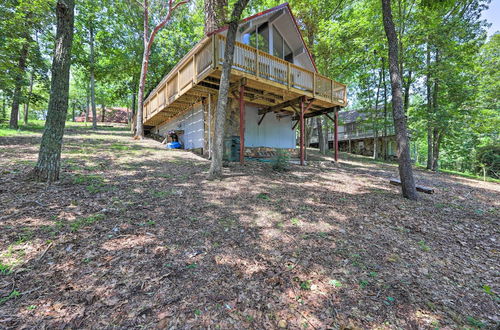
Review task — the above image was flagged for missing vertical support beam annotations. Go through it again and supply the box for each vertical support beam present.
[334,108,339,162]
[239,84,245,164]
[300,96,305,166]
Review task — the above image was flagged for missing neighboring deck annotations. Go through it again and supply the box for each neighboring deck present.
[143,34,347,127]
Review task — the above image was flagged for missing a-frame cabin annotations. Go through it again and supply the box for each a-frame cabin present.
[140,3,347,164]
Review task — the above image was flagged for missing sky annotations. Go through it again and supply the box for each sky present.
[482,0,500,36]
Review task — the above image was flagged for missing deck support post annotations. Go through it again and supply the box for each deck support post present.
[239,84,245,164]
[334,108,339,162]
[300,96,305,166]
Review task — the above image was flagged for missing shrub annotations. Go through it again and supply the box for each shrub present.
[475,144,500,179]
[272,149,290,172]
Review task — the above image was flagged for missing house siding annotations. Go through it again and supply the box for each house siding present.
[244,105,295,149]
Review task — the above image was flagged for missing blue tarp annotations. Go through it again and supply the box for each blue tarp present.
[165,142,182,149]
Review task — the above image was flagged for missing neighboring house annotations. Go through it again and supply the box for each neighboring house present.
[139,3,347,164]
[310,110,397,157]
[76,107,130,124]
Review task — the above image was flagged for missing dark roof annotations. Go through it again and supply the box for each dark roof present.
[338,110,368,124]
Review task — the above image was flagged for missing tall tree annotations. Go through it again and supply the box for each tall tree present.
[208,0,250,179]
[134,0,189,139]
[381,0,417,200]
[204,0,227,35]
[32,0,75,182]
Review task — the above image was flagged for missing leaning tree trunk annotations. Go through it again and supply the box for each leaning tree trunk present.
[208,0,249,179]
[426,42,433,169]
[32,0,74,182]
[381,0,417,200]
[10,41,29,129]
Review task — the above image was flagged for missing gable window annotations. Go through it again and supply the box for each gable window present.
[273,26,293,63]
[243,22,269,53]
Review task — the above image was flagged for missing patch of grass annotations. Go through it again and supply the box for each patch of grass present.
[359,279,369,289]
[110,143,131,151]
[256,193,270,200]
[0,289,21,305]
[299,280,312,290]
[0,262,11,275]
[290,218,301,226]
[418,240,431,252]
[466,316,485,328]
[328,279,342,287]
[151,190,174,198]
[70,214,105,232]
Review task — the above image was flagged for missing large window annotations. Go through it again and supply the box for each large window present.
[242,23,293,63]
[243,22,269,53]
[273,26,293,63]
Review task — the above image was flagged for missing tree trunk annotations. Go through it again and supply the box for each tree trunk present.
[208,0,249,179]
[32,0,74,182]
[72,102,76,122]
[403,70,411,113]
[135,49,148,138]
[23,70,34,125]
[373,66,382,159]
[85,83,90,122]
[425,43,433,170]
[101,104,105,122]
[430,49,440,171]
[204,0,227,35]
[89,24,97,129]
[316,117,325,154]
[381,0,417,200]
[10,41,29,129]
[382,56,388,159]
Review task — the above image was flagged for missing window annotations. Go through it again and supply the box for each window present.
[243,22,269,53]
[273,26,293,63]
[273,27,284,59]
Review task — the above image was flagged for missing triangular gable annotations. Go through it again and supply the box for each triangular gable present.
[207,3,318,73]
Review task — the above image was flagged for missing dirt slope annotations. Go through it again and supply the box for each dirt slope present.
[0,126,498,329]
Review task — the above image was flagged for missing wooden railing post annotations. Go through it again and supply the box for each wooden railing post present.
[287,62,291,89]
[331,80,334,102]
[255,49,259,78]
[192,54,197,84]
[313,72,316,95]
[212,34,217,69]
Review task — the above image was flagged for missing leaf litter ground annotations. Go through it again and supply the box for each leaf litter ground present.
[0,126,498,329]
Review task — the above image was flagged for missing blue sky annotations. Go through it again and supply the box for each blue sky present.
[482,0,500,36]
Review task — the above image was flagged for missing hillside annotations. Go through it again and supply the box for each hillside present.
[0,126,498,328]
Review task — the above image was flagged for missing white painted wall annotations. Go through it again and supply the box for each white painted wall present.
[157,104,204,149]
[244,104,296,149]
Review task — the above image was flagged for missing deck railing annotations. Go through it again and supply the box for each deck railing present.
[142,34,347,124]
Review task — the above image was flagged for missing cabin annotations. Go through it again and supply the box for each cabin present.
[310,110,397,157]
[140,3,347,164]
[76,107,130,124]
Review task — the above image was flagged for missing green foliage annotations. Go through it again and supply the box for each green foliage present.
[272,149,290,172]
[466,316,485,328]
[299,280,312,290]
[0,289,21,305]
[70,214,105,232]
[0,263,12,275]
[418,240,431,252]
[475,144,500,179]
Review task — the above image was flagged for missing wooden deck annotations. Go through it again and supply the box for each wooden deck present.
[143,34,347,127]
